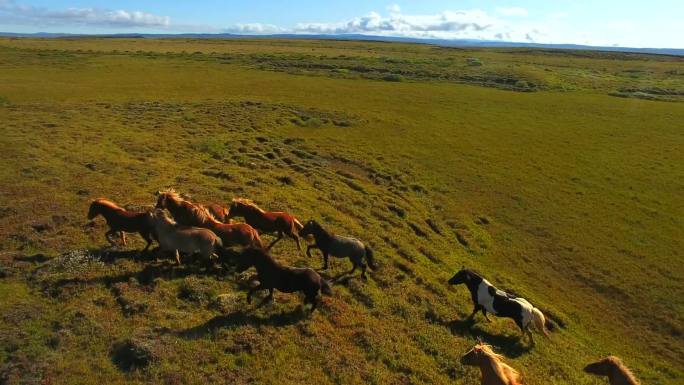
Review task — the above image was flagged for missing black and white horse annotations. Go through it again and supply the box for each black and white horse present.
[299,220,377,279]
[448,268,550,344]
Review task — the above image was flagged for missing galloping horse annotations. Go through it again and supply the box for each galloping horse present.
[299,220,376,280]
[204,202,231,223]
[448,269,550,345]
[228,198,304,251]
[235,247,333,311]
[584,357,640,385]
[150,209,222,265]
[87,198,155,251]
[461,343,522,385]
[156,190,262,249]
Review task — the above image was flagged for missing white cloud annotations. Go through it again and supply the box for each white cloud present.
[496,7,528,17]
[292,10,495,36]
[0,0,170,28]
[226,23,284,34]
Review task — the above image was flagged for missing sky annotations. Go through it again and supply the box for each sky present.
[1,1,683,48]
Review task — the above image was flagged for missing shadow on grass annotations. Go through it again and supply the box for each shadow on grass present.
[177,308,307,340]
[446,318,531,358]
[45,247,230,292]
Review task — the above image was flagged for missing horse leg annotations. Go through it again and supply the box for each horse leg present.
[360,262,368,280]
[141,232,153,253]
[291,233,302,251]
[266,232,283,250]
[309,294,319,312]
[482,309,492,322]
[322,252,329,270]
[105,230,118,246]
[348,260,358,275]
[175,250,181,266]
[306,244,318,258]
[526,327,535,346]
[467,305,481,320]
[257,289,275,308]
[247,283,265,305]
[120,232,127,246]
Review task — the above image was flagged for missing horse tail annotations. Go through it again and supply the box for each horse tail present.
[292,217,304,233]
[251,230,264,249]
[364,246,377,270]
[320,279,333,296]
[531,307,550,338]
[214,235,223,249]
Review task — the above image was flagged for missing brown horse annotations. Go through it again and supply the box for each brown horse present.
[204,202,231,223]
[584,357,640,385]
[461,343,522,385]
[87,198,155,251]
[236,247,333,311]
[228,198,303,251]
[156,190,262,249]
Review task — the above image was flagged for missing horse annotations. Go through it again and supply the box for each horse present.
[204,202,231,223]
[461,343,522,385]
[235,247,333,311]
[448,269,549,345]
[155,190,263,249]
[584,356,640,385]
[87,198,155,251]
[299,220,376,280]
[150,209,223,265]
[227,198,304,251]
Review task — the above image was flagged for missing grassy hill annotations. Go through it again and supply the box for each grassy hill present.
[0,37,682,385]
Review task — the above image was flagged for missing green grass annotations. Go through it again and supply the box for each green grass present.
[0,37,683,385]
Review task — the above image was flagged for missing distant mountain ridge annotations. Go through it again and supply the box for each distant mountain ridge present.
[1,31,682,56]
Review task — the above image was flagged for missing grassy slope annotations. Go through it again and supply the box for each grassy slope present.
[0,38,682,385]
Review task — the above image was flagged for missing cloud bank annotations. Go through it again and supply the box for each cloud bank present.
[0,0,170,28]
[224,7,541,43]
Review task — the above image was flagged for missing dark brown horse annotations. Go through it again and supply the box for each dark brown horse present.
[236,248,333,311]
[87,198,155,251]
[156,190,262,249]
[228,198,304,251]
[299,220,376,280]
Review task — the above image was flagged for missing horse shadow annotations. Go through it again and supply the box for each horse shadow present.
[47,253,220,292]
[446,318,531,358]
[176,308,307,340]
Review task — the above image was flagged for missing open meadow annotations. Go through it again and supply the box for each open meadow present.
[0,37,683,385]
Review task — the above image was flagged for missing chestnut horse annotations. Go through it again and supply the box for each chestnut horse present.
[228,198,304,251]
[584,356,640,385]
[156,190,262,249]
[461,343,522,385]
[87,198,155,251]
[235,247,333,311]
[204,202,231,223]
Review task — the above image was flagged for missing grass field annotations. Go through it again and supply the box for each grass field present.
[0,37,682,385]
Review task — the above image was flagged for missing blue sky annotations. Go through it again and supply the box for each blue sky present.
[1,1,683,48]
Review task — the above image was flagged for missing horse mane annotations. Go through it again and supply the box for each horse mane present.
[608,357,640,385]
[232,198,265,214]
[153,209,176,225]
[477,343,521,385]
[159,188,182,201]
[192,203,219,224]
[92,198,124,211]
[160,189,219,224]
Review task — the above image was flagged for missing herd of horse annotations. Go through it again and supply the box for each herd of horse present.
[86,189,639,385]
